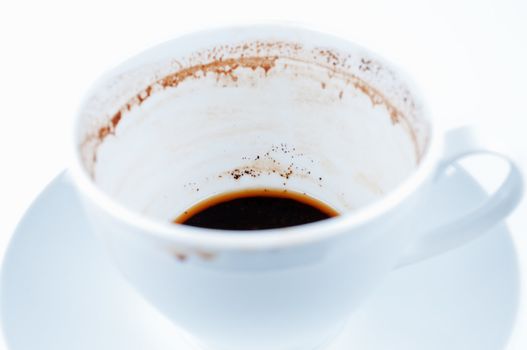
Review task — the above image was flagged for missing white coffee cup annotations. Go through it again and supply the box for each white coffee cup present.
[70,25,523,350]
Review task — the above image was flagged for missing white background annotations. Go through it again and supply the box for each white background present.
[0,0,526,349]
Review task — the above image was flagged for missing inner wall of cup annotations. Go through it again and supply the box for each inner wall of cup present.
[78,37,429,222]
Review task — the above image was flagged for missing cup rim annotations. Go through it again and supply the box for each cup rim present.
[70,23,441,250]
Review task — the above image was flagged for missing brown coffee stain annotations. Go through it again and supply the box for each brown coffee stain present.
[226,163,301,181]
[352,79,399,124]
[97,126,110,139]
[103,56,277,138]
[195,250,216,261]
[161,56,276,88]
[173,252,188,262]
[82,40,425,177]
[81,109,122,172]
[111,111,122,128]
[82,55,279,177]
[221,143,316,182]
[277,53,422,162]
[168,247,216,262]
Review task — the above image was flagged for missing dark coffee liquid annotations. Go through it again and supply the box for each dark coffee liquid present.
[175,189,338,230]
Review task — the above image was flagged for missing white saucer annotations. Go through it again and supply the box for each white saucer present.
[1,167,519,350]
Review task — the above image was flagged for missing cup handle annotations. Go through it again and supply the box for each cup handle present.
[396,126,523,267]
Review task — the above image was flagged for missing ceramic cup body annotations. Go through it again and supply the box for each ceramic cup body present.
[71,25,521,350]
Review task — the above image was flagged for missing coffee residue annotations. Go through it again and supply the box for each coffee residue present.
[121,56,276,128]
[82,40,425,177]
[219,144,316,183]
[95,56,278,144]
